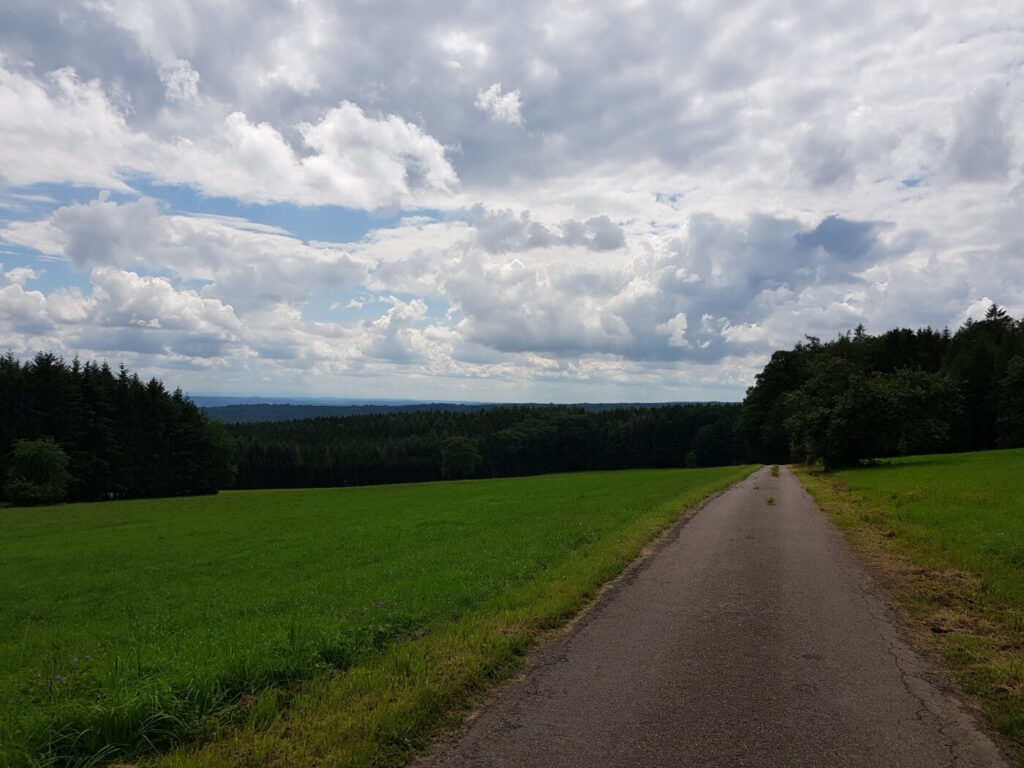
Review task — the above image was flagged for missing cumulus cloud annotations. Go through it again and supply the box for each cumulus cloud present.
[0,62,141,189]
[0,197,371,311]
[470,207,625,252]
[0,265,239,360]
[0,61,457,209]
[1,1,1022,399]
[4,266,37,285]
[362,296,432,363]
[166,102,459,208]
[475,83,523,125]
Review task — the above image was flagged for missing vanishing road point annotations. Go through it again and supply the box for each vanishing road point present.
[422,466,1012,768]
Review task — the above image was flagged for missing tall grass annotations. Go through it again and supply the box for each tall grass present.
[1,467,753,767]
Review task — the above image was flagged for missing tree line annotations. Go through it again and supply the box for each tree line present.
[0,353,234,505]
[225,403,745,489]
[740,305,1024,469]
[1,351,746,504]
[10,304,1018,505]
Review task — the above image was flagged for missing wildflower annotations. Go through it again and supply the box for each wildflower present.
[53,674,62,681]
[71,658,78,664]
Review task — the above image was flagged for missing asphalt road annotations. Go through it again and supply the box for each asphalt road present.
[421,465,1012,767]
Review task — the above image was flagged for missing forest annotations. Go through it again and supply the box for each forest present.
[0,353,744,503]
[0,353,234,504]
[740,304,1024,468]
[225,403,744,489]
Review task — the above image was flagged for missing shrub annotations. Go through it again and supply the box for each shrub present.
[4,438,71,506]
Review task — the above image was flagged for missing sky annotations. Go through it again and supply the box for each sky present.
[1,1,1022,403]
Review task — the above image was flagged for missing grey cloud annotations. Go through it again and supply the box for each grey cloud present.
[253,342,301,360]
[471,206,625,253]
[73,328,172,356]
[449,212,892,365]
[796,134,855,187]
[949,82,1014,181]
[795,216,878,260]
[565,216,626,251]
[80,328,232,360]
[53,197,165,268]
[0,1,166,118]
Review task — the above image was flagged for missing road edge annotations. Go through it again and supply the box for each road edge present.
[411,466,763,766]
[790,464,1022,767]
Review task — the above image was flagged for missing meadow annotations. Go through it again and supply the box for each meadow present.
[0,466,753,768]
[796,448,1024,755]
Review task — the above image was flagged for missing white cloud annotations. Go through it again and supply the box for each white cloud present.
[0,63,140,189]
[1,1,1022,399]
[440,30,490,69]
[4,266,37,285]
[165,102,458,208]
[0,197,372,312]
[656,313,689,347]
[0,60,457,210]
[475,83,524,125]
[159,58,200,102]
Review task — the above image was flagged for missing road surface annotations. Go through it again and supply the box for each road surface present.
[421,465,1012,767]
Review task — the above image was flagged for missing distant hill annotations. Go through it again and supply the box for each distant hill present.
[202,401,714,424]
[203,402,491,423]
[189,395,466,408]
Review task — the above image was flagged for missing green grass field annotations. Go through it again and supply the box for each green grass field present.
[795,448,1024,756]
[0,467,753,768]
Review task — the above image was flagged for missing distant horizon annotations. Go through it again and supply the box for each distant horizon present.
[191,394,743,408]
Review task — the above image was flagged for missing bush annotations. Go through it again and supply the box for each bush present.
[4,438,71,506]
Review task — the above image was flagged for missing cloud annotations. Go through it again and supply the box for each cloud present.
[470,207,625,253]
[949,82,1014,181]
[475,83,523,125]
[4,266,37,285]
[159,59,200,102]
[1,1,1022,399]
[656,313,690,347]
[0,61,457,210]
[795,216,879,261]
[362,296,432,363]
[795,133,855,187]
[165,102,460,208]
[0,63,141,189]
[1,196,371,311]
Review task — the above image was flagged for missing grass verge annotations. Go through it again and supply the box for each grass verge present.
[1,466,754,768]
[793,449,1024,761]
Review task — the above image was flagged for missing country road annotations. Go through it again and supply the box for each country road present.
[420,466,1012,768]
